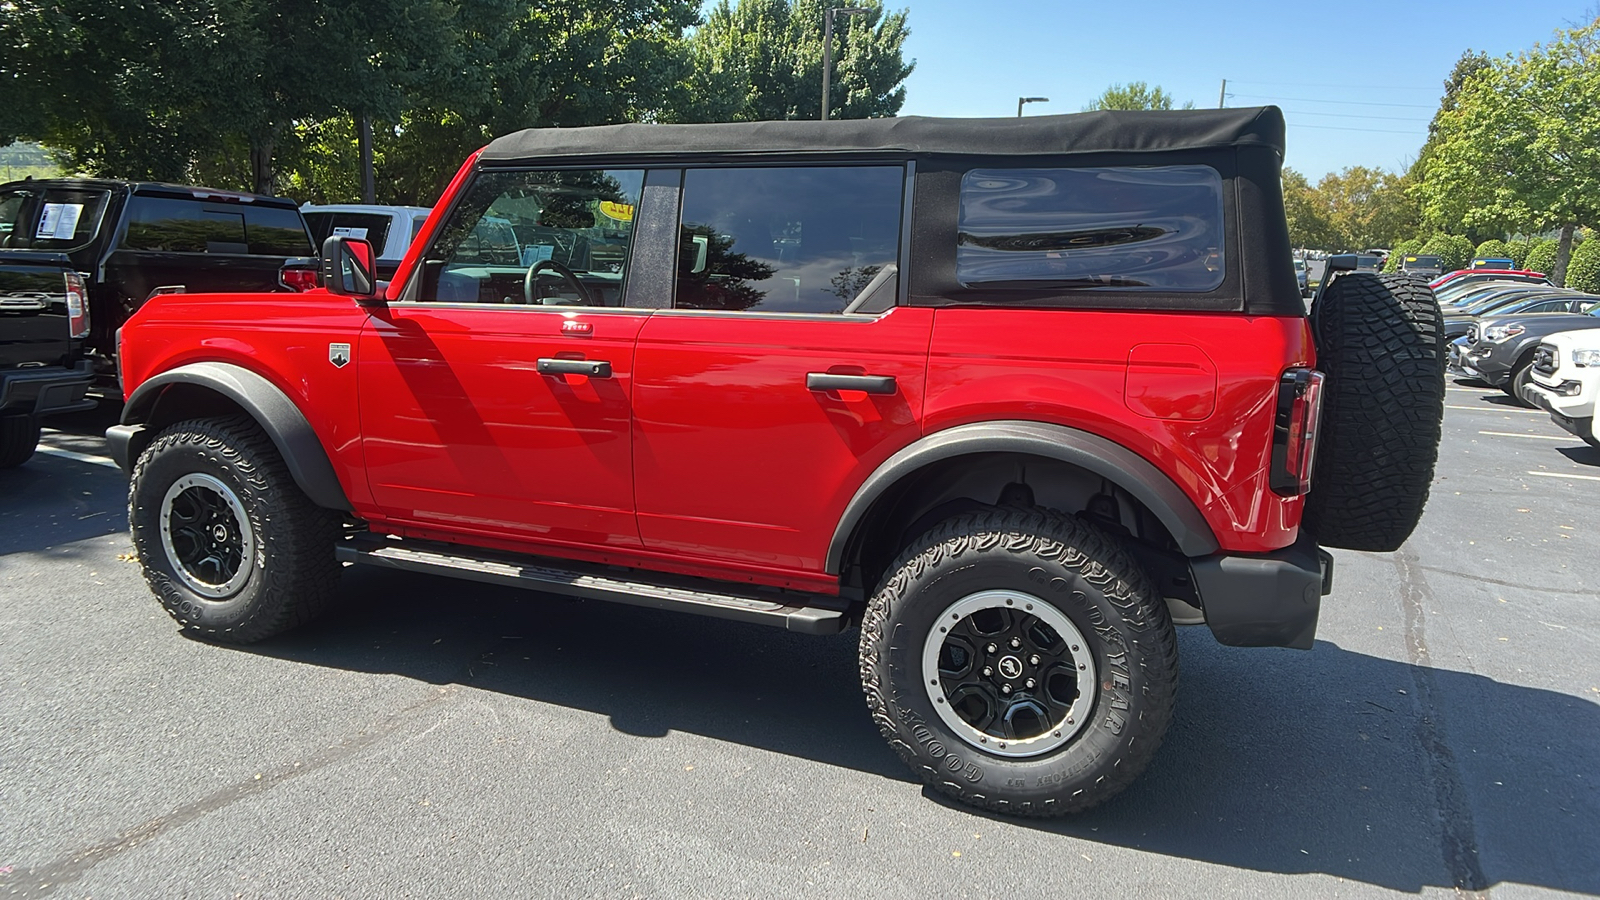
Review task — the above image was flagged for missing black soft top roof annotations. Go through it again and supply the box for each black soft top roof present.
[481,106,1286,162]
[0,178,300,209]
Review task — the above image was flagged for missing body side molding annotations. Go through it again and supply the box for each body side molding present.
[111,361,351,511]
[827,420,1221,574]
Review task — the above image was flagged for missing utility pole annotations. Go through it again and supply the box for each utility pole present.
[1217,79,1227,109]
[821,7,868,120]
[359,114,375,204]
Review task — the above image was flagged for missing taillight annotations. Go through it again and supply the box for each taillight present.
[64,272,90,339]
[1270,367,1325,496]
[279,263,319,292]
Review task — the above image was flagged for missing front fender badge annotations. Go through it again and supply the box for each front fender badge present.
[329,343,351,368]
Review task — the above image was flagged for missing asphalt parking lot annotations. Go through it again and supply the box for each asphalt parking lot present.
[1,387,1596,899]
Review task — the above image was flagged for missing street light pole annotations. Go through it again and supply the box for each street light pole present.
[821,7,868,120]
[1017,96,1049,117]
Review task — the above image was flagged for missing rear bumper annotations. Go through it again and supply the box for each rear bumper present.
[1192,532,1331,650]
[0,361,96,418]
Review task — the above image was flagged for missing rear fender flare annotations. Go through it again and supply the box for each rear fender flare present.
[118,361,350,511]
[826,420,1220,574]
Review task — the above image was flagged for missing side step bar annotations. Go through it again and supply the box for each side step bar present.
[336,534,850,635]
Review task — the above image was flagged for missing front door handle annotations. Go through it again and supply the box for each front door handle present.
[806,373,897,395]
[538,358,613,378]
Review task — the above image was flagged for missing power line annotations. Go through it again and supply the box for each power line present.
[1233,93,1437,109]
[1287,122,1428,135]
[1283,109,1432,123]
[1229,79,1439,92]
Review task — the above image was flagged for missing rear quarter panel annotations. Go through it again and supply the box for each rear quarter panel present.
[926,308,1313,553]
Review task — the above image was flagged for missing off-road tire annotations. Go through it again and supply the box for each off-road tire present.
[0,414,41,469]
[1303,272,1444,552]
[860,508,1178,817]
[129,415,341,643]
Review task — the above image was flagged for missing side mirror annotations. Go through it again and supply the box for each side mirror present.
[321,236,380,304]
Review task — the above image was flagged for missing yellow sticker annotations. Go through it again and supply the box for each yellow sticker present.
[599,201,635,222]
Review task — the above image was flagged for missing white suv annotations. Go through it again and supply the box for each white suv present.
[299,204,431,280]
[1524,328,1600,447]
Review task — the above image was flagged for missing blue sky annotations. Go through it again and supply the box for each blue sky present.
[892,0,1594,180]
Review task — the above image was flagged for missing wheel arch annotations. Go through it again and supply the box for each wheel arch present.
[115,362,351,511]
[828,421,1219,585]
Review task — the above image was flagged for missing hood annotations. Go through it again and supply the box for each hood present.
[1475,311,1600,338]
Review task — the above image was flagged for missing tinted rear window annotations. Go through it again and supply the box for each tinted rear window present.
[303,212,392,256]
[957,166,1225,292]
[122,197,311,255]
[0,186,111,251]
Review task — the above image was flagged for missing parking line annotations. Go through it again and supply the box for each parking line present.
[35,446,121,469]
[1527,470,1600,482]
[1446,405,1543,414]
[1478,431,1571,441]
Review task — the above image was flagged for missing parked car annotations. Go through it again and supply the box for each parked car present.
[107,107,1444,817]
[1450,305,1600,403]
[1442,291,1597,340]
[1470,257,1515,269]
[0,252,96,466]
[300,204,431,281]
[1293,258,1309,296]
[1437,280,1564,309]
[1523,328,1600,447]
[1399,254,1443,278]
[0,179,317,369]
[1430,268,1547,291]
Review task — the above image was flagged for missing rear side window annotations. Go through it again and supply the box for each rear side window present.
[302,212,392,256]
[122,198,311,255]
[242,206,313,256]
[957,166,1225,292]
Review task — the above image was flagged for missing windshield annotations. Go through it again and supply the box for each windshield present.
[0,186,111,251]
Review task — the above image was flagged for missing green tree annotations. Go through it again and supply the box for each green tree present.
[1083,82,1194,111]
[1315,166,1416,252]
[1473,238,1512,261]
[1386,238,1422,272]
[1566,236,1600,293]
[0,0,474,195]
[1282,167,1337,250]
[1526,238,1559,275]
[1418,233,1474,272]
[1416,21,1600,285]
[679,0,913,123]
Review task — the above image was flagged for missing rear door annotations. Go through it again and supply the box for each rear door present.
[104,195,313,305]
[630,164,928,582]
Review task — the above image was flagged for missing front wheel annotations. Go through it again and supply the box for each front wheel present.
[860,509,1177,817]
[1503,359,1536,408]
[129,415,341,643]
[0,414,41,468]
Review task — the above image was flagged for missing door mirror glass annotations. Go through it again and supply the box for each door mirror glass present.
[321,235,378,301]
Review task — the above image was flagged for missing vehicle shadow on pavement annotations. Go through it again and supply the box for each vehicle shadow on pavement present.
[0,455,127,556]
[236,568,1598,896]
[1556,446,1600,467]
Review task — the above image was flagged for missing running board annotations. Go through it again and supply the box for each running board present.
[336,534,849,635]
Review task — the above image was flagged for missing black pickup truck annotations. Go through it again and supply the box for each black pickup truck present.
[0,179,317,369]
[0,251,96,467]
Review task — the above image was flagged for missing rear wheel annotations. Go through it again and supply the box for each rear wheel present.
[0,414,41,469]
[860,508,1177,817]
[129,415,341,643]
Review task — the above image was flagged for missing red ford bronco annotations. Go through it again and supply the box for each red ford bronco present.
[108,108,1444,815]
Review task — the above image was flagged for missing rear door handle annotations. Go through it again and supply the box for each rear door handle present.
[538,358,613,378]
[806,373,897,395]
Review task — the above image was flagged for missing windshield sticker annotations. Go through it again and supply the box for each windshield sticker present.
[519,245,554,266]
[332,226,369,239]
[35,203,84,240]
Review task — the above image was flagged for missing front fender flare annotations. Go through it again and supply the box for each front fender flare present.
[113,361,351,511]
[826,420,1220,574]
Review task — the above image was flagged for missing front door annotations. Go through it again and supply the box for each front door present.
[632,164,928,583]
[359,167,650,551]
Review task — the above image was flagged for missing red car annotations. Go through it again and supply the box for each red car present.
[1430,268,1548,290]
[107,108,1443,816]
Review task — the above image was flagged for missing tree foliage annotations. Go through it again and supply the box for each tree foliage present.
[1083,82,1193,111]
[1473,238,1512,261]
[1565,235,1600,293]
[1418,233,1475,272]
[680,0,913,123]
[1282,165,1419,252]
[1525,238,1559,275]
[1415,20,1600,284]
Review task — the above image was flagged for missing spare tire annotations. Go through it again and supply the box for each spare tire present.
[1302,273,1444,552]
